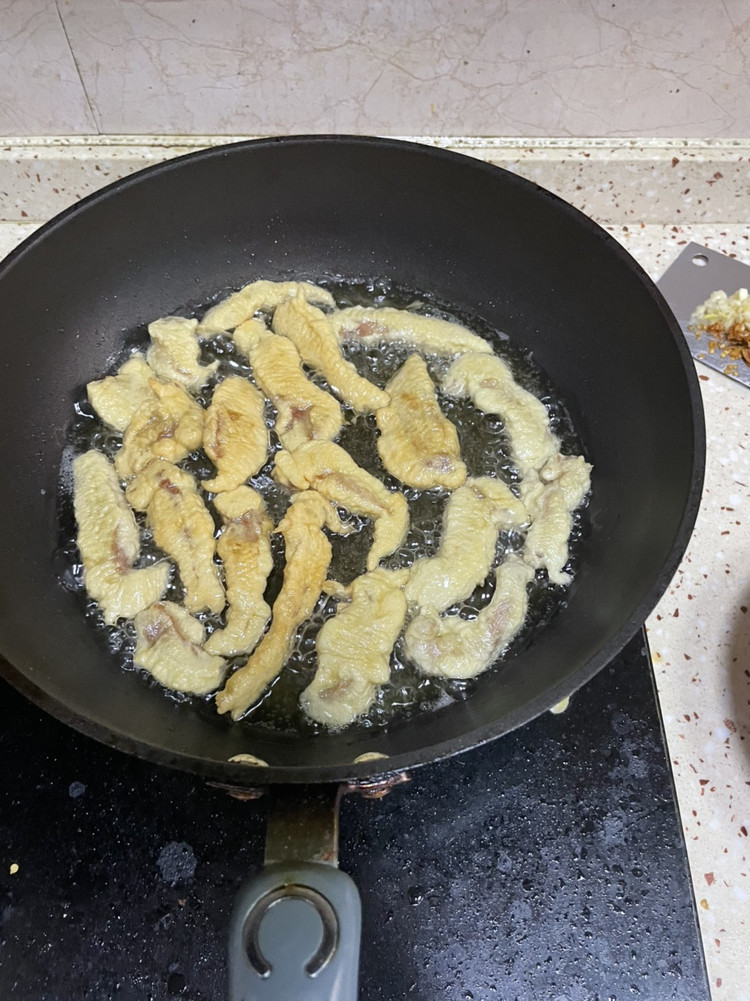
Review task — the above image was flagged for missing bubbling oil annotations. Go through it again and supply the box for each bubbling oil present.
[58,277,590,737]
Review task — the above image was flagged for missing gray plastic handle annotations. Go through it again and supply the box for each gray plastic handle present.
[228,861,362,1001]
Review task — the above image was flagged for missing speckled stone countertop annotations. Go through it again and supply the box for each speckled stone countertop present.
[0,137,748,1001]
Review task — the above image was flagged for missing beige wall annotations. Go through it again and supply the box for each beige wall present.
[2,0,749,137]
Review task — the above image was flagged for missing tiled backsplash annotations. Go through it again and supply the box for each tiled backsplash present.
[4,0,750,138]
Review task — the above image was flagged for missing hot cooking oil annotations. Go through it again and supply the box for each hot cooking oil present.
[57,278,589,737]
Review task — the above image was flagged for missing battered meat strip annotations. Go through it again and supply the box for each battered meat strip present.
[520,453,592,585]
[72,450,170,624]
[442,352,559,477]
[376,353,466,490]
[125,459,225,614]
[86,354,157,432]
[403,555,534,679]
[201,376,269,493]
[114,378,205,480]
[215,491,339,720]
[133,601,226,695]
[272,293,389,412]
[405,476,529,614]
[204,487,273,657]
[146,316,218,392]
[198,279,335,335]
[301,567,409,729]
[332,305,493,357]
[273,440,409,571]
[234,319,343,451]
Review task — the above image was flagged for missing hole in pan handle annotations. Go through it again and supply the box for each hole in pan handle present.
[244,883,339,978]
[228,862,361,1000]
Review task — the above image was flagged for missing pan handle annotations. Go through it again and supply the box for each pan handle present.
[228,784,361,1001]
[228,861,361,1001]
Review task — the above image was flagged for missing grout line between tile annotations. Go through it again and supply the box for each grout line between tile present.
[1,135,750,153]
[52,0,100,136]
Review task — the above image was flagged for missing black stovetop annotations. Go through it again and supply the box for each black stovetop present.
[0,632,709,1001]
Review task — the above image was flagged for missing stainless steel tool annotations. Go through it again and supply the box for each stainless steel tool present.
[658,240,750,389]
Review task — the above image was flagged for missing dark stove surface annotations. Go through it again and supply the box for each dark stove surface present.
[0,632,709,1001]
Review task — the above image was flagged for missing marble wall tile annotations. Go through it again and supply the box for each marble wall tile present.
[0,0,97,134]
[3,0,748,138]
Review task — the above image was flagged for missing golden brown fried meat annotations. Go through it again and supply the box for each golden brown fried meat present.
[234,319,343,451]
[272,294,389,412]
[133,601,226,695]
[332,305,493,356]
[86,354,157,432]
[376,354,465,489]
[302,567,409,728]
[146,316,218,391]
[273,440,409,571]
[520,453,592,586]
[198,280,336,334]
[114,378,204,480]
[204,487,273,657]
[405,476,529,614]
[215,491,338,720]
[404,555,533,679]
[442,352,559,477]
[201,376,268,493]
[73,450,170,624]
[126,459,225,614]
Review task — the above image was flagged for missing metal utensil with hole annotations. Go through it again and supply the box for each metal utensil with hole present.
[658,241,750,389]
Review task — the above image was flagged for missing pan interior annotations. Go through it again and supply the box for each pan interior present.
[58,277,588,743]
[0,136,704,783]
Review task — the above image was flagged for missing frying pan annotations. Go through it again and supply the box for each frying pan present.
[0,136,704,998]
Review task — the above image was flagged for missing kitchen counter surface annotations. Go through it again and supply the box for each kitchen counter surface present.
[0,137,747,1001]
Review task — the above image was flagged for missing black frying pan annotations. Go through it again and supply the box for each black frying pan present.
[0,136,704,996]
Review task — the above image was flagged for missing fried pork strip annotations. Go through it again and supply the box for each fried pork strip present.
[215,491,338,720]
[234,319,343,451]
[301,568,409,728]
[126,459,225,614]
[72,450,170,624]
[332,305,493,357]
[403,555,534,679]
[520,453,592,585]
[198,280,336,335]
[442,352,559,477]
[405,476,529,614]
[272,294,389,412]
[376,353,466,490]
[146,316,218,392]
[114,378,205,480]
[201,376,268,493]
[133,601,226,695]
[204,487,273,657]
[86,354,157,432]
[273,440,409,570]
